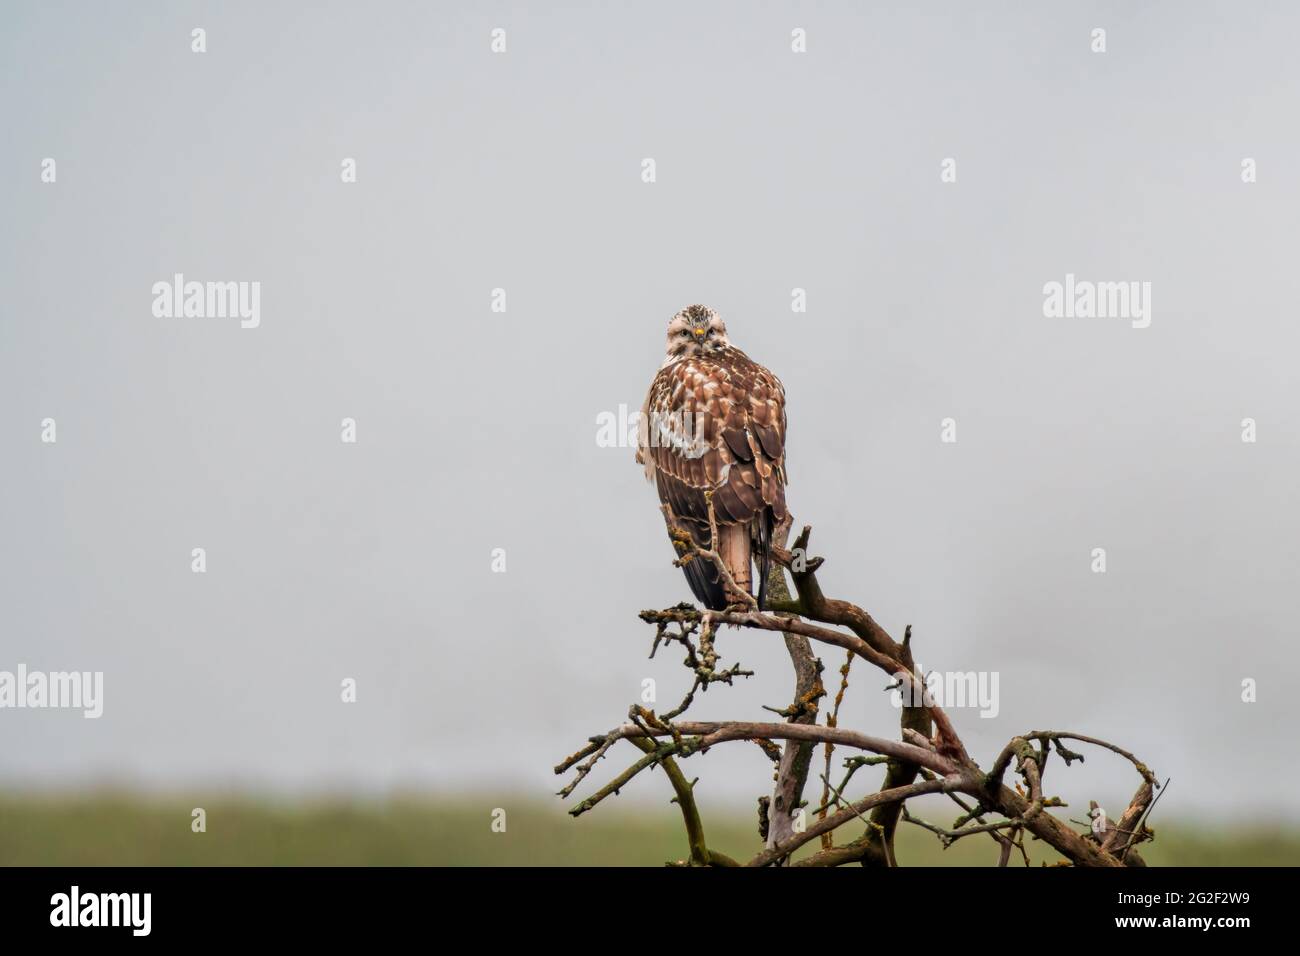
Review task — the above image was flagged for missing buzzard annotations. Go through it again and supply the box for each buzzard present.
[636,305,788,610]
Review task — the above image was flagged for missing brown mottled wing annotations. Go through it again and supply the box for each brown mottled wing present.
[638,346,788,608]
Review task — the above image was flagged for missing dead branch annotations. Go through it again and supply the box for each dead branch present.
[556,523,1159,868]
[762,517,822,857]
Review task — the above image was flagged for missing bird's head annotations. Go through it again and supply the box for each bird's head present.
[664,304,729,362]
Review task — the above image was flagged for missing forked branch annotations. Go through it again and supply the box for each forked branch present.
[556,523,1159,867]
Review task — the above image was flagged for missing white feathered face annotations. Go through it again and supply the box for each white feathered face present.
[664,304,730,362]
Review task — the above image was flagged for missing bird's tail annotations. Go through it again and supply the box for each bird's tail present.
[680,553,728,610]
[717,523,752,605]
[754,508,774,611]
[673,523,752,611]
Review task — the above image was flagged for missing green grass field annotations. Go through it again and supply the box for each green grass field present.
[2,792,1296,865]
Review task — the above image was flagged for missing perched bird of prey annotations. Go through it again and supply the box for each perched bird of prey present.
[636,305,788,610]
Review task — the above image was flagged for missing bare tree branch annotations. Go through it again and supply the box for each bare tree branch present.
[557,525,1159,869]
[763,517,823,857]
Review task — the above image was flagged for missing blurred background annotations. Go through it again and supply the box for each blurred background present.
[2,1,1298,864]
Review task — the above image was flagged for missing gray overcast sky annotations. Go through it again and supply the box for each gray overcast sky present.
[2,1,1298,823]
